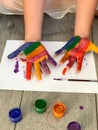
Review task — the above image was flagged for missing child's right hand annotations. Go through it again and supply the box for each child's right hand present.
[8,41,57,80]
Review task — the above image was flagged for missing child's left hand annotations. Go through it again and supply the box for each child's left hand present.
[8,41,57,80]
[55,36,98,75]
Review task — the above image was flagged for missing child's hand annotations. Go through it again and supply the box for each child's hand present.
[8,41,57,80]
[55,36,98,75]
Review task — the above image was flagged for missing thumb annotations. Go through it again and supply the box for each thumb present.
[86,42,98,53]
[7,42,33,59]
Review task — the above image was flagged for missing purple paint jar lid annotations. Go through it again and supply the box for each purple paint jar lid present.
[67,121,81,130]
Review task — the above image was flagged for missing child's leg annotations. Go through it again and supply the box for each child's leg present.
[74,0,98,38]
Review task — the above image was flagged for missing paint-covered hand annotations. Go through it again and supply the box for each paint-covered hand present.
[55,36,98,75]
[8,41,57,80]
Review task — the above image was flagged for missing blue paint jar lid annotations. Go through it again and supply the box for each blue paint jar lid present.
[67,121,81,130]
[9,108,22,123]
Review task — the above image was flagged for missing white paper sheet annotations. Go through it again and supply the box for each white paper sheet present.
[0,40,98,93]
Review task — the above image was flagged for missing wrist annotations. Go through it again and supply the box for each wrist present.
[74,24,90,39]
[25,37,41,43]
[25,33,41,42]
[74,32,90,39]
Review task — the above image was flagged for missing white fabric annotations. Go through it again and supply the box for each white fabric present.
[0,0,23,15]
[0,0,76,19]
[45,5,76,19]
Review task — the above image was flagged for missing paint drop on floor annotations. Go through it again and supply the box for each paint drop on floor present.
[79,106,84,110]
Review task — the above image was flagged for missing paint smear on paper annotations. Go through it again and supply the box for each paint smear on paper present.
[14,60,19,73]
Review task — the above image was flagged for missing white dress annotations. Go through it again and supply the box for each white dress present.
[0,0,76,19]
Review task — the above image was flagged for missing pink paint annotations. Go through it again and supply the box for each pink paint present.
[19,58,26,62]
[28,50,47,63]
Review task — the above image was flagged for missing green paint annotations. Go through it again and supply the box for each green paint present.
[66,36,81,51]
[23,42,41,55]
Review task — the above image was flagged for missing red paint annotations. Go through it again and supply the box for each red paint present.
[62,38,90,74]
[62,68,67,75]
[25,62,32,80]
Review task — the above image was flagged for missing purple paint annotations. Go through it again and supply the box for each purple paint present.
[41,60,50,74]
[79,106,84,110]
[83,58,88,65]
[48,54,57,66]
[67,121,81,130]
[14,61,19,73]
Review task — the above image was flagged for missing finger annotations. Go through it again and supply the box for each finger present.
[34,62,42,80]
[77,56,84,72]
[66,56,76,68]
[55,46,67,56]
[86,42,98,53]
[62,66,69,75]
[41,60,50,74]
[25,62,32,80]
[62,56,76,75]
[60,52,70,64]
[55,36,78,55]
[7,42,33,59]
[48,54,57,66]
